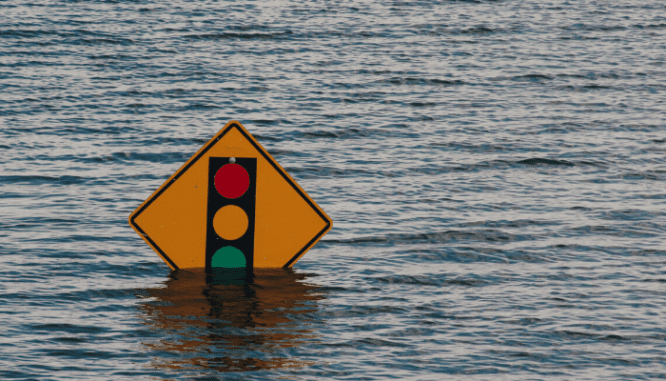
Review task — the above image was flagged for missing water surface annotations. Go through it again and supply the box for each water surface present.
[1,0,665,379]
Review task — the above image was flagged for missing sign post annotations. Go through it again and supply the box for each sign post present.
[128,121,332,270]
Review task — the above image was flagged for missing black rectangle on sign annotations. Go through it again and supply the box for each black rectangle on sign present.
[205,157,257,273]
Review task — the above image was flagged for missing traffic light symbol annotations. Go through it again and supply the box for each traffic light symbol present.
[206,157,257,272]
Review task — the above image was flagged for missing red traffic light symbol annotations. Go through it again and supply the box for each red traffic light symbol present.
[214,163,250,199]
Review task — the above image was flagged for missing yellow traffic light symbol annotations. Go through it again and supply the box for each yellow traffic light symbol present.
[213,205,248,241]
[128,121,332,270]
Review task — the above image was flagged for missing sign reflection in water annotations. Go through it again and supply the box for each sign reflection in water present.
[137,269,324,373]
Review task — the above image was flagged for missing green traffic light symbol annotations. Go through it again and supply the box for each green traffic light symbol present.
[211,246,246,268]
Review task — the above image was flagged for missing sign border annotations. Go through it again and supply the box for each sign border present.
[128,120,332,270]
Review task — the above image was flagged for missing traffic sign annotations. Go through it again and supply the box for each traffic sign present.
[128,121,332,270]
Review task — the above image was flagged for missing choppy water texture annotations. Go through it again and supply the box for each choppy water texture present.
[2,1,666,379]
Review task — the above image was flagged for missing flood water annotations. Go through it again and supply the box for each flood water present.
[1,1,666,379]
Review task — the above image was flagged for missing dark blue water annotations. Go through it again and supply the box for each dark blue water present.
[2,1,666,379]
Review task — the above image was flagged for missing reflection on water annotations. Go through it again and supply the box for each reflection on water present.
[137,269,324,373]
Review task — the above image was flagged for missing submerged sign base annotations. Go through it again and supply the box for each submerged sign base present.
[129,121,332,270]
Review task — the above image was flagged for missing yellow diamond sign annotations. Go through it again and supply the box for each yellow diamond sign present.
[128,121,332,270]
